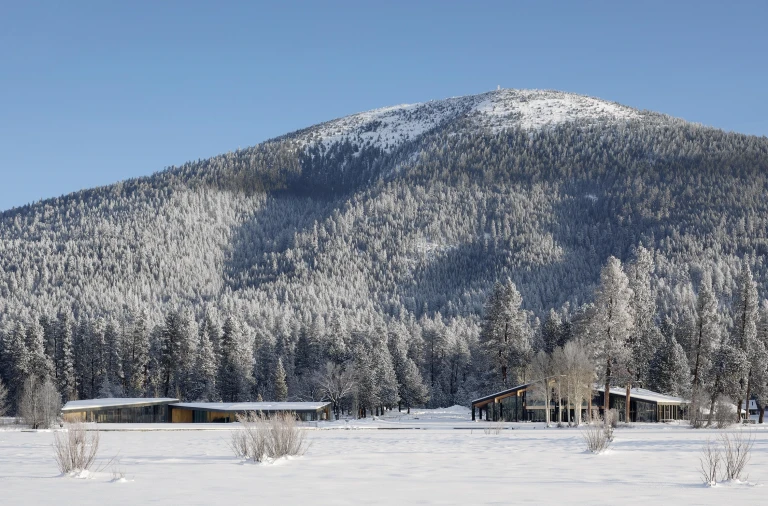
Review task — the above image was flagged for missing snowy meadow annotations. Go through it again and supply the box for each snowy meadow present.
[1,408,766,505]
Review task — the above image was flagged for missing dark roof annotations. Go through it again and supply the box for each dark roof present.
[471,382,533,407]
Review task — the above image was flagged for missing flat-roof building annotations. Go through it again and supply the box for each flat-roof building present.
[61,398,179,423]
[61,398,333,424]
[168,402,332,423]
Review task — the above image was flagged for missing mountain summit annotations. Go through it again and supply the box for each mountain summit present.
[290,89,647,154]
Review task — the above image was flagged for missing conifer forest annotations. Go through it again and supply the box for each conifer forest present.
[1,90,768,418]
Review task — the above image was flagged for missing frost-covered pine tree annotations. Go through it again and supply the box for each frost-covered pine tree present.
[3,321,30,412]
[352,339,379,417]
[218,314,253,402]
[0,378,8,416]
[123,307,150,397]
[326,311,348,365]
[373,336,399,414]
[388,323,428,412]
[100,319,124,397]
[541,309,563,354]
[755,300,768,423]
[692,274,718,391]
[626,246,661,387]
[588,257,634,415]
[706,342,749,426]
[648,331,690,397]
[732,262,759,421]
[190,325,218,401]
[274,357,288,402]
[480,280,532,387]
[55,310,77,402]
[26,316,53,380]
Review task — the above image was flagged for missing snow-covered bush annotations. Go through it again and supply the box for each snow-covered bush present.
[53,421,100,475]
[19,377,61,429]
[582,417,612,453]
[714,397,734,429]
[230,412,307,463]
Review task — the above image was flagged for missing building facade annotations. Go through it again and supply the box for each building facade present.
[471,383,688,423]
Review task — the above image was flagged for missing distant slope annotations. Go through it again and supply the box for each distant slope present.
[0,88,766,332]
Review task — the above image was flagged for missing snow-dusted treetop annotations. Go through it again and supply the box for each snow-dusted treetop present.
[290,89,645,153]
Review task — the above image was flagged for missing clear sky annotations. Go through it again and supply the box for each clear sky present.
[1,1,766,211]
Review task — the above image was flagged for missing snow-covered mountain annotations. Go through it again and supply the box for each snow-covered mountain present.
[0,87,764,330]
[288,89,650,154]
[1,87,768,409]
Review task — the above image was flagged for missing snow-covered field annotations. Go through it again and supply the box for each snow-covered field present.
[1,407,766,505]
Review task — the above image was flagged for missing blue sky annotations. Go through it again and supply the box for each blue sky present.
[1,1,766,210]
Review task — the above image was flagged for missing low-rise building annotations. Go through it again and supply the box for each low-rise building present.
[61,398,179,423]
[471,382,688,423]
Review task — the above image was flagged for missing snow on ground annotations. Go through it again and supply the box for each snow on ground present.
[1,407,766,505]
[291,89,645,155]
[471,89,639,132]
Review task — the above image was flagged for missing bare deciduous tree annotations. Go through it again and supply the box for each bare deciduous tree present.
[19,377,61,429]
[313,362,357,420]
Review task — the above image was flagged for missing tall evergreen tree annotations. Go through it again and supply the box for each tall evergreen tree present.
[480,280,532,387]
[274,357,288,402]
[56,310,77,402]
[191,326,218,401]
[218,314,253,402]
[733,262,759,420]
[588,256,634,415]
[648,331,691,397]
[692,274,719,391]
[123,308,150,397]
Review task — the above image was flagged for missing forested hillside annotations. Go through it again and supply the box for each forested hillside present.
[1,89,767,415]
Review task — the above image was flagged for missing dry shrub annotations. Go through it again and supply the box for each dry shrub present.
[720,431,753,481]
[698,438,721,486]
[582,416,612,453]
[483,425,502,435]
[53,421,100,474]
[697,431,754,485]
[230,411,307,463]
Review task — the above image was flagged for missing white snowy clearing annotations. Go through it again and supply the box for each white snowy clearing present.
[1,406,766,505]
[292,89,645,154]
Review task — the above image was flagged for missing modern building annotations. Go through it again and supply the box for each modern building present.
[594,387,687,422]
[61,398,333,423]
[471,382,688,423]
[168,402,332,423]
[61,398,179,423]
